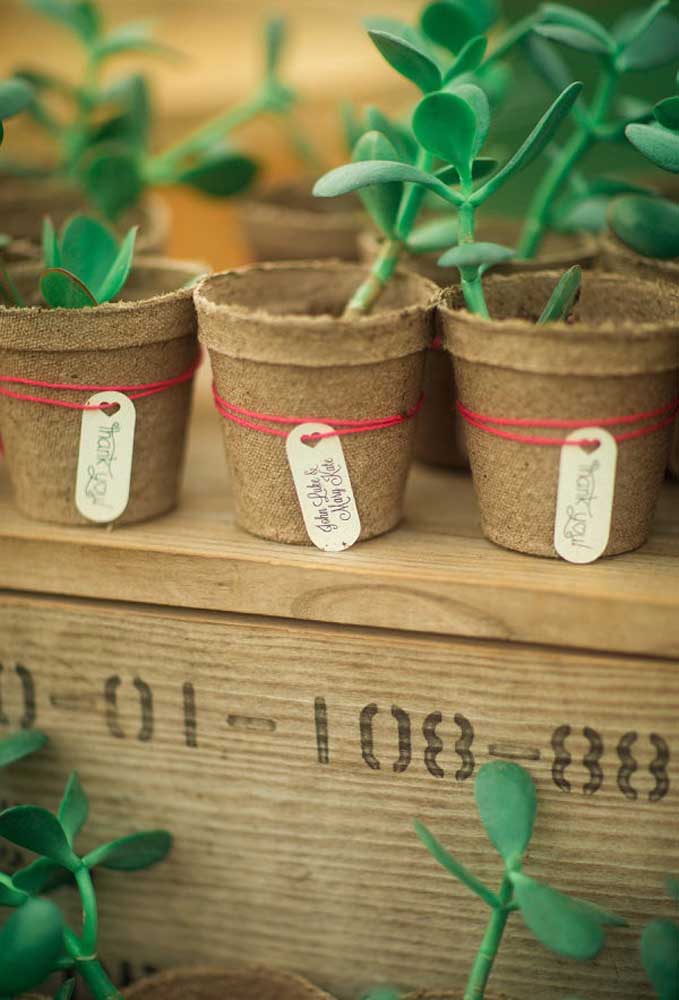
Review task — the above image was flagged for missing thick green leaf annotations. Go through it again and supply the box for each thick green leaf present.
[438,242,515,269]
[452,83,490,157]
[339,100,364,154]
[83,829,172,871]
[0,872,27,907]
[0,805,80,869]
[522,33,572,92]
[12,856,73,895]
[26,0,100,44]
[533,23,611,56]
[264,16,286,77]
[58,772,89,846]
[537,266,582,324]
[313,160,462,206]
[41,268,98,309]
[413,819,500,908]
[616,0,669,48]
[367,29,442,93]
[97,226,137,302]
[474,761,537,864]
[512,873,608,959]
[42,217,61,269]
[408,215,459,253]
[352,131,403,237]
[0,898,64,995]
[93,22,175,61]
[94,74,150,150]
[655,97,679,130]
[0,78,34,121]
[641,919,679,1000]
[177,153,258,197]
[442,35,487,83]
[364,107,417,163]
[81,146,143,220]
[412,91,478,179]
[0,730,47,768]
[420,1,479,54]
[610,194,679,259]
[363,16,434,53]
[472,82,583,203]
[538,3,615,50]
[627,123,679,172]
[554,195,610,233]
[616,9,679,71]
[59,215,118,297]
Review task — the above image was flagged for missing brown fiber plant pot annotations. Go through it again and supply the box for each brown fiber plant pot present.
[360,220,598,471]
[195,261,436,545]
[439,271,679,559]
[239,180,363,262]
[0,258,204,526]
[122,965,337,1000]
[0,176,170,260]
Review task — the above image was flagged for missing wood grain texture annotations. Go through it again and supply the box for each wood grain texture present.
[1,387,679,658]
[0,592,677,1000]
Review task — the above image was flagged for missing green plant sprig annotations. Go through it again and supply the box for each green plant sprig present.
[515,0,679,258]
[0,770,172,999]
[640,876,679,1000]
[414,761,625,1000]
[0,731,47,770]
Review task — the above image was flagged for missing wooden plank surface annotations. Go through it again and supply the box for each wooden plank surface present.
[1,591,677,1000]
[1,382,679,658]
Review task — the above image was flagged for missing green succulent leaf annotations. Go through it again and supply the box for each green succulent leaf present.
[363,16,434,53]
[615,5,679,71]
[452,83,490,157]
[80,145,143,220]
[365,106,417,163]
[367,29,442,94]
[512,873,615,960]
[627,123,679,172]
[655,97,679,130]
[537,266,582,325]
[616,0,669,49]
[553,179,649,234]
[420,1,479,54]
[472,81,583,203]
[58,215,119,296]
[264,16,286,77]
[442,35,488,83]
[0,78,34,122]
[339,100,365,154]
[41,268,98,309]
[436,158,498,185]
[412,91,478,180]
[42,217,61,269]
[12,856,74,895]
[94,74,151,150]
[93,21,175,61]
[407,215,459,253]
[0,730,47,768]
[314,161,462,206]
[97,226,137,302]
[55,979,76,1000]
[0,805,80,869]
[474,761,537,865]
[26,0,100,44]
[522,34,572,93]
[534,23,611,55]
[641,919,679,1000]
[58,771,89,846]
[352,131,403,237]
[609,194,679,259]
[0,872,28,908]
[83,829,172,871]
[0,897,65,995]
[538,3,615,51]
[413,819,500,908]
[438,241,514,270]
[176,153,258,197]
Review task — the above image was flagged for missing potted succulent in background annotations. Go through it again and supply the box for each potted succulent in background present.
[0,215,205,526]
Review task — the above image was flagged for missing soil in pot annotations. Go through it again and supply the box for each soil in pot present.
[439,271,679,559]
[195,261,437,546]
[238,180,363,263]
[361,218,599,471]
[0,176,170,259]
[0,257,204,526]
[123,964,336,1000]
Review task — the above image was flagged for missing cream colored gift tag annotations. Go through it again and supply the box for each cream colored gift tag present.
[554,427,617,564]
[75,391,136,523]
[286,423,361,552]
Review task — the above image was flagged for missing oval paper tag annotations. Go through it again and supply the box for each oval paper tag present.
[286,423,361,552]
[75,391,136,523]
[554,427,617,564]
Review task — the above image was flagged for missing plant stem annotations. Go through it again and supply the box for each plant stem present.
[64,928,123,1000]
[463,876,514,1000]
[517,62,619,259]
[485,15,536,65]
[75,864,98,954]
[342,150,433,318]
[458,199,490,319]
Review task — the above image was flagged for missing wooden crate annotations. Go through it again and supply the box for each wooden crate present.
[1,389,678,1000]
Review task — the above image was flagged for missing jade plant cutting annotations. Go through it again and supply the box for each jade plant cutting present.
[0,214,136,308]
[0,730,47,771]
[0,771,171,998]
[6,0,302,220]
[412,762,624,1000]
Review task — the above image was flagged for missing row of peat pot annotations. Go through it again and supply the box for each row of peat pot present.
[0,254,678,563]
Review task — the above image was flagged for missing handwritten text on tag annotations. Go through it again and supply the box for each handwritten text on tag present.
[554,427,617,564]
[286,423,361,552]
[75,391,136,523]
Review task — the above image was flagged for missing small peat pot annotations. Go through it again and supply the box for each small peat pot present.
[0,258,203,526]
[195,261,436,547]
[123,965,336,1000]
[0,177,170,259]
[239,180,363,262]
[439,271,679,560]
[360,220,598,471]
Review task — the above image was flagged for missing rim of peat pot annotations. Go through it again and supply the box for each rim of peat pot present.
[439,270,679,559]
[0,257,205,527]
[195,260,437,545]
[122,964,337,1000]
